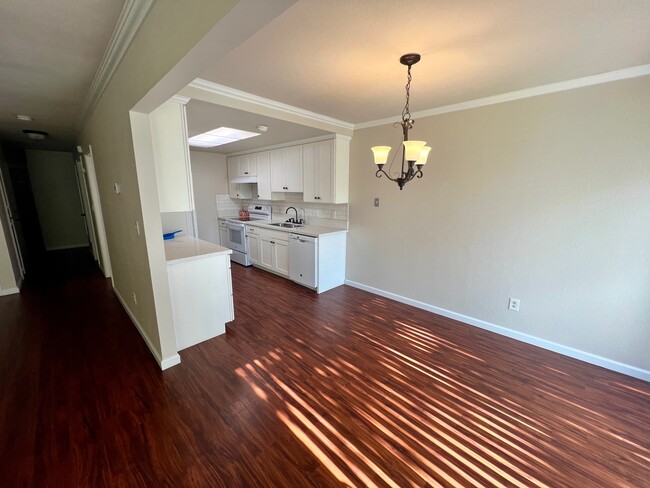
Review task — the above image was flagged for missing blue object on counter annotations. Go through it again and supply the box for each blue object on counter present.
[163,230,182,240]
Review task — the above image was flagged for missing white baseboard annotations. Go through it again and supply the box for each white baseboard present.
[0,287,19,296]
[345,280,650,383]
[113,287,181,370]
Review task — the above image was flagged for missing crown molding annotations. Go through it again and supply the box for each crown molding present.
[76,0,156,131]
[188,78,355,132]
[355,64,650,130]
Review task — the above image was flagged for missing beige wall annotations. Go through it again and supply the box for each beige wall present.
[347,76,650,373]
[77,0,240,365]
[26,150,88,250]
[190,150,228,244]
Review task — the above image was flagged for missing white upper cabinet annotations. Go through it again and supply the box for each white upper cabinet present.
[303,136,350,204]
[227,156,253,199]
[229,154,257,177]
[150,98,194,212]
[270,145,303,192]
[255,151,272,200]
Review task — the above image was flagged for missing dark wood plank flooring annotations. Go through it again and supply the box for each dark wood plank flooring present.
[1,252,649,487]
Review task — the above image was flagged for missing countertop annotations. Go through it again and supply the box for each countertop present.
[164,236,232,264]
[243,220,348,238]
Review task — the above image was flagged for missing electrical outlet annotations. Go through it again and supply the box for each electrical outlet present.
[508,298,520,312]
[374,197,380,207]
[132,292,138,306]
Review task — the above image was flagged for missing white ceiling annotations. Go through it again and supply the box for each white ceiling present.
[185,100,330,154]
[0,0,126,150]
[200,0,650,124]
[2,0,648,152]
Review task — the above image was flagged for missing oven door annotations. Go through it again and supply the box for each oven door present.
[226,222,248,253]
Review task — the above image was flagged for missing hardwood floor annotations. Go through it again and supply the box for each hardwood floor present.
[1,253,649,487]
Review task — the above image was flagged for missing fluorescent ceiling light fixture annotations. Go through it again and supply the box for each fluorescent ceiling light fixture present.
[188,127,260,148]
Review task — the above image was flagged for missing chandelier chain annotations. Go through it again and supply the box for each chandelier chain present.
[402,65,412,123]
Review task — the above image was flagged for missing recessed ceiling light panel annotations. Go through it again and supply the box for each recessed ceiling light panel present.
[17,114,33,121]
[188,126,260,148]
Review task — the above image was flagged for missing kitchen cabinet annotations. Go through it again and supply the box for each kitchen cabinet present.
[270,145,303,192]
[259,228,289,277]
[227,157,253,199]
[218,219,229,247]
[150,98,194,212]
[254,151,273,200]
[228,154,257,177]
[303,135,350,204]
[165,237,234,351]
[246,225,261,264]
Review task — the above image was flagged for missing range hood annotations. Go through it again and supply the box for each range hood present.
[230,175,258,184]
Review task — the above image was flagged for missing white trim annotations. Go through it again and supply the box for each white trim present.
[46,244,90,251]
[355,64,650,129]
[345,279,650,383]
[76,0,156,129]
[189,78,355,132]
[0,287,19,296]
[113,287,181,370]
[169,95,191,105]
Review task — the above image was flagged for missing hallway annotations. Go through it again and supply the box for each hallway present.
[1,255,649,487]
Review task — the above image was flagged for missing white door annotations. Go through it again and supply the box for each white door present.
[0,169,25,277]
[79,146,112,278]
[260,237,274,268]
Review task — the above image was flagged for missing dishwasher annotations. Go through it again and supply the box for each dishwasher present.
[289,234,317,288]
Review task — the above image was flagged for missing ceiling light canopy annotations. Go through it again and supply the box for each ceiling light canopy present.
[22,129,48,141]
[188,127,260,148]
[372,53,430,190]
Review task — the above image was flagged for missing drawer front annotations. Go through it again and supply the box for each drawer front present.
[260,228,289,242]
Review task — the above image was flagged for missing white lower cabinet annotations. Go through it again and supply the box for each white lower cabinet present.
[218,219,229,247]
[252,225,346,293]
[246,225,261,265]
[258,229,289,277]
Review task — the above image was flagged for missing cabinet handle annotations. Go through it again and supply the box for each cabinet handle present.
[244,172,248,174]
[271,241,275,244]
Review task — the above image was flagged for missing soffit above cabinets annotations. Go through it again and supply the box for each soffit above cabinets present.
[185,99,331,154]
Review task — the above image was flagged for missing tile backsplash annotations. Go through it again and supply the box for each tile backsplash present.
[216,193,348,229]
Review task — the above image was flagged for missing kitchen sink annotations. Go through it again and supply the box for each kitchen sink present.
[268,222,304,228]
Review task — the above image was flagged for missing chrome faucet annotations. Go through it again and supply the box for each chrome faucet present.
[286,206,299,223]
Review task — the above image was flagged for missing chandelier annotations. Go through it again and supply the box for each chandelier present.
[372,53,430,190]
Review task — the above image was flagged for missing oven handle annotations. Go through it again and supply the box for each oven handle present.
[226,222,245,232]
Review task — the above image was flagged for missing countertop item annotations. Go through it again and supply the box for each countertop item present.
[164,236,232,264]
[243,220,347,238]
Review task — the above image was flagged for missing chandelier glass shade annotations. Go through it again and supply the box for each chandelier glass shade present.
[372,53,430,190]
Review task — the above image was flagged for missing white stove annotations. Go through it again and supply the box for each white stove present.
[225,205,272,266]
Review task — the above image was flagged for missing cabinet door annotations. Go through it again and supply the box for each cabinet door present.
[316,140,334,203]
[256,151,272,199]
[150,101,193,212]
[302,142,317,201]
[260,237,275,269]
[219,227,229,247]
[284,145,303,192]
[244,153,257,176]
[274,239,290,276]
[248,233,260,264]
[270,149,285,192]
